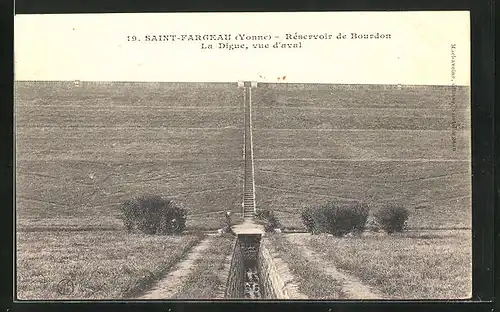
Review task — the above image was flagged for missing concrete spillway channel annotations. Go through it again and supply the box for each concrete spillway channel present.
[242,81,256,218]
[230,81,264,298]
[223,82,306,299]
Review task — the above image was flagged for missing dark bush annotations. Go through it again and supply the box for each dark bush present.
[374,205,410,233]
[301,201,369,236]
[300,207,315,233]
[255,209,281,232]
[120,195,187,235]
[301,206,327,234]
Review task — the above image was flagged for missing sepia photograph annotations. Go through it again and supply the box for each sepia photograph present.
[14,11,472,300]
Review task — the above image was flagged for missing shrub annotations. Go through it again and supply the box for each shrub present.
[301,206,328,234]
[323,202,369,236]
[300,207,316,233]
[374,205,410,233]
[120,195,187,235]
[301,201,369,236]
[255,209,281,232]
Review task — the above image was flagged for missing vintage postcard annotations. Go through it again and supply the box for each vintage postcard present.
[14,11,471,300]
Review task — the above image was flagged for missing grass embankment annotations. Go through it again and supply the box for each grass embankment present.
[306,230,472,299]
[16,230,203,300]
[16,81,245,233]
[265,234,345,299]
[251,84,471,232]
[253,159,471,231]
[171,234,235,299]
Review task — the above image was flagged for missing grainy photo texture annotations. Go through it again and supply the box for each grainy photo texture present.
[14,12,472,300]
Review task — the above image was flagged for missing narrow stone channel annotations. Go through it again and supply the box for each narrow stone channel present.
[240,234,262,299]
[244,262,261,299]
[225,233,307,299]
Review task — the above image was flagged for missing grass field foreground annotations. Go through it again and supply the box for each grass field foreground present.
[172,234,236,299]
[16,230,203,300]
[265,234,345,299]
[306,230,472,299]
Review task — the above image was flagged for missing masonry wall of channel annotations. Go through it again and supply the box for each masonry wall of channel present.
[225,234,305,299]
[225,237,245,298]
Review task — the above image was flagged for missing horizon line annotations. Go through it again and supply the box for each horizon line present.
[14,80,471,87]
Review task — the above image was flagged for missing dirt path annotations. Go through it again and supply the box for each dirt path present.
[138,236,214,299]
[284,233,385,299]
